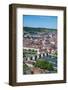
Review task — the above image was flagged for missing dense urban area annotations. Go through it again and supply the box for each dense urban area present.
[23,27,57,75]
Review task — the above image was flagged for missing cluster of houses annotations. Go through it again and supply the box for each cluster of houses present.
[23,31,57,55]
[23,31,57,74]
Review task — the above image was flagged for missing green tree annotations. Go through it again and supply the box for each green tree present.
[47,63,54,71]
[34,59,54,71]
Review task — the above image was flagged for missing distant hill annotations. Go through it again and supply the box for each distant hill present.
[23,27,57,34]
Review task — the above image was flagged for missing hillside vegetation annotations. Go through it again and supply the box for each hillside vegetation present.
[23,27,57,34]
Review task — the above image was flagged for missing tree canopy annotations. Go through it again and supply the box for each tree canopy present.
[34,59,54,71]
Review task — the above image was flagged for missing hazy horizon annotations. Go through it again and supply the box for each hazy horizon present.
[23,26,57,30]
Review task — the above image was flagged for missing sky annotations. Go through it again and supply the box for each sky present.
[23,15,57,29]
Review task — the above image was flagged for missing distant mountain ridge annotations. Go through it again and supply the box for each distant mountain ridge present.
[23,27,57,33]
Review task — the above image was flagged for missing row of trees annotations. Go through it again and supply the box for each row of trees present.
[23,49,37,55]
